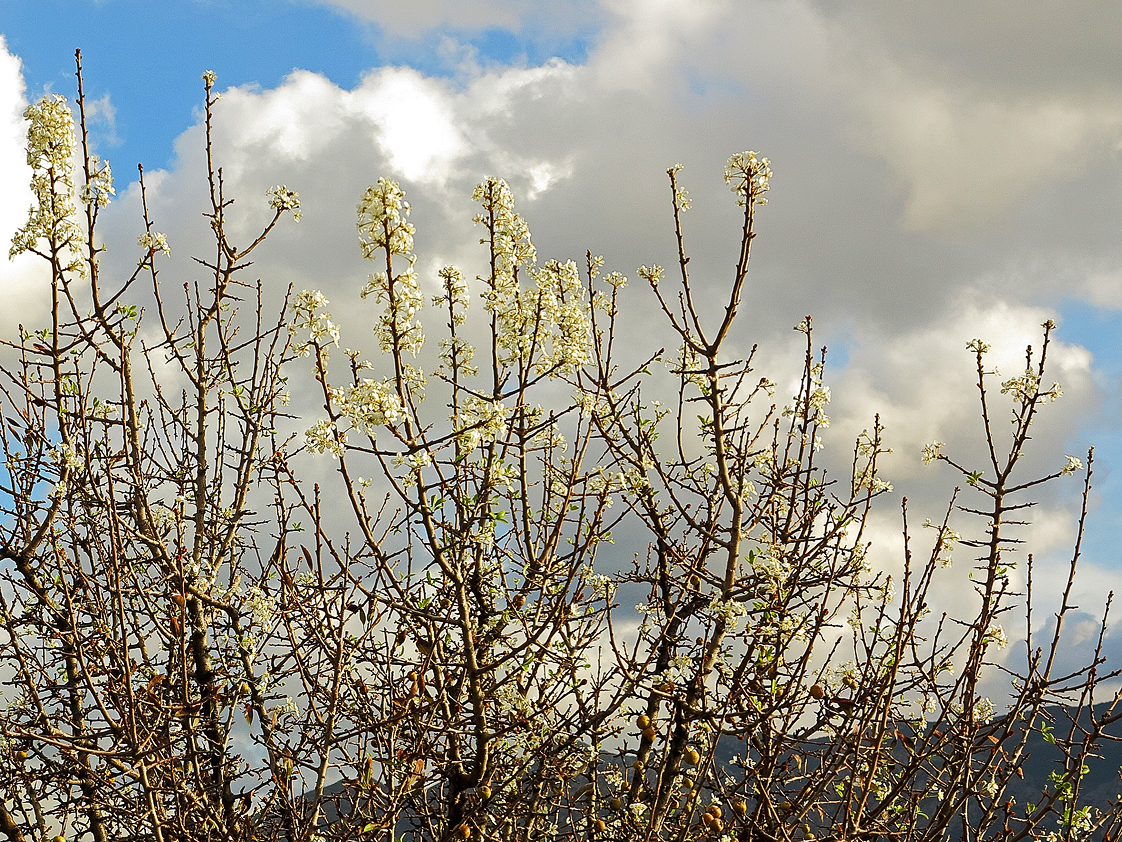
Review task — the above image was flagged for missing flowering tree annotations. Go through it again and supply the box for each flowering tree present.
[2,53,1121,842]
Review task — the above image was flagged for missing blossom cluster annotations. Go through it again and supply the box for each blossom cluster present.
[579,563,615,600]
[10,94,85,271]
[358,179,424,357]
[706,594,747,631]
[473,176,536,285]
[50,441,83,471]
[290,289,340,356]
[266,185,301,221]
[668,163,692,210]
[454,397,508,456]
[724,150,772,207]
[983,624,1008,650]
[242,585,278,628]
[923,519,961,567]
[305,419,344,457]
[750,544,792,594]
[1001,368,1062,404]
[392,450,432,476]
[331,378,406,434]
[80,156,114,207]
[473,178,589,374]
[808,376,830,429]
[435,266,469,321]
[138,230,171,256]
[1061,454,1083,476]
[529,259,591,375]
[358,177,415,261]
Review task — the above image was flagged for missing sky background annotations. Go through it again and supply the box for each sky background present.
[2,0,1122,670]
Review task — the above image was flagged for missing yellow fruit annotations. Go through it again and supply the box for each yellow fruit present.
[456,824,471,839]
[712,819,724,833]
[707,805,722,819]
[733,799,748,816]
[636,714,651,729]
[594,819,607,832]
[52,836,66,842]
[609,796,622,810]
[14,750,27,762]
[701,812,713,827]
[809,683,825,700]
[632,760,644,772]
[642,726,657,741]
[685,747,700,765]
[479,785,492,800]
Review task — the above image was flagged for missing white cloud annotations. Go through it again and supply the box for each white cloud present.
[588,0,725,90]
[1079,268,1122,311]
[350,67,466,183]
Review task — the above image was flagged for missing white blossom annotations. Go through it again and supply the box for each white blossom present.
[579,564,615,600]
[1001,368,1061,403]
[751,544,791,592]
[10,94,86,272]
[707,595,747,630]
[243,585,277,628]
[358,179,425,357]
[290,289,340,355]
[392,450,432,475]
[637,264,663,286]
[984,625,1008,650]
[333,378,405,433]
[266,185,301,221]
[138,230,171,256]
[80,156,114,207]
[471,180,588,375]
[725,151,771,207]
[305,419,345,457]
[453,397,508,456]
[50,442,82,471]
[1061,454,1084,476]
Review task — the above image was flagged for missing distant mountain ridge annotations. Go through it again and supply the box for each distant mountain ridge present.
[298,702,1122,834]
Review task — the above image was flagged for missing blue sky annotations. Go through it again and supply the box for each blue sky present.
[2,0,1122,645]
[0,0,594,171]
[2,0,379,169]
